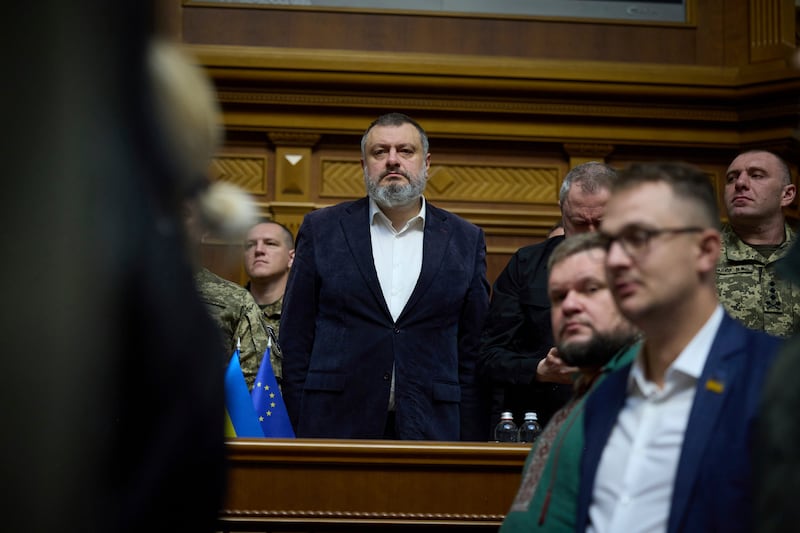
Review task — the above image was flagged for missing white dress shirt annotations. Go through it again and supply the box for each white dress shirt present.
[369,197,425,410]
[587,305,724,533]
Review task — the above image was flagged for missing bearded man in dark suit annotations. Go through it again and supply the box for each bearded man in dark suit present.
[280,113,490,441]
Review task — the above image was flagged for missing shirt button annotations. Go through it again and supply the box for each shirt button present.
[383,373,391,381]
[620,495,631,505]
[394,327,400,334]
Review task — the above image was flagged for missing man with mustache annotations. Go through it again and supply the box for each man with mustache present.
[500,233,639,532]
[280,113,490,440]
[717,149,798,337]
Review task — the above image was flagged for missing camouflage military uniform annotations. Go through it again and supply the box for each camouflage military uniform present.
[259,297,283,339]
[194,268,280,389]
[717,223,799,337]
[259,298,284,381]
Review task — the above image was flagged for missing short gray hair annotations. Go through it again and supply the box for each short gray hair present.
[360,113,429,160]
[558,161,617,204]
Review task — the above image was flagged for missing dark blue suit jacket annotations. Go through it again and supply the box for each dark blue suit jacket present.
[280,197,490,441]
[576,313,781,532]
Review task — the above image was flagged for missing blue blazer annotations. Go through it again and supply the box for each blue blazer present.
[280,197,490,441]
[576,313,781,532]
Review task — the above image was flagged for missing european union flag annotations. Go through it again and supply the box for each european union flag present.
[224,346,264,438]
[251,337,295,438]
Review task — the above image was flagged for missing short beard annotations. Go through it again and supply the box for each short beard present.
[364,168,427,209]
[558,330,637,369]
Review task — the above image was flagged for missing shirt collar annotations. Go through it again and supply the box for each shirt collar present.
[369,196,426,233]
[628,305,725,394]
[722,222,794,262]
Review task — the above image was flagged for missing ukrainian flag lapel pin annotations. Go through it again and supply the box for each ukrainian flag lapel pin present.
[705,374,725,394]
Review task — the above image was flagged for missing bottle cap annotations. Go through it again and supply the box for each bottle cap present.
[500,411,513,419]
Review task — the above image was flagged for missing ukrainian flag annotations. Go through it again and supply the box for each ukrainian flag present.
[224,348,264,438]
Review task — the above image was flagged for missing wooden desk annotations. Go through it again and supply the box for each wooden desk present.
[220,439,529,532]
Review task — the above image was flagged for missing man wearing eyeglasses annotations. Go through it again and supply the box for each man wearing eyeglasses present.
[575,162,782,533]
[478,162,617,434]
[717,150,798,337]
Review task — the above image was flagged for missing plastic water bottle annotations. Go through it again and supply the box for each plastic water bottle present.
[494,411,518,442]
[518,412,542,443]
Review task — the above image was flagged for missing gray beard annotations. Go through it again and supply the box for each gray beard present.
[557,330,637,369]
[364,170,427,209]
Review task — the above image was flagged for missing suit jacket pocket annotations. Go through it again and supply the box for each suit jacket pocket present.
[304,372,346,392]
[432,381,461,403]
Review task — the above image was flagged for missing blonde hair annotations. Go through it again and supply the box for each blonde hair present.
[148,39,222,183]
[149,39,254,236]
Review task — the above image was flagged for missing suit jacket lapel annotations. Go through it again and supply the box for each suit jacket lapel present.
[398,203,450,321]
[339,198,392,320]
[667,314,739,533]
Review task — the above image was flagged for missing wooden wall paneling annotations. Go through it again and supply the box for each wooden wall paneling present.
[200,238,247,285]
[182,4,702,64]
[180,0,800,284]
[749,0,795,63]
[211,154,268,196]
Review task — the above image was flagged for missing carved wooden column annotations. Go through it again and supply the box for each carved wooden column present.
[748,0,794,63]
[268,132,320,237]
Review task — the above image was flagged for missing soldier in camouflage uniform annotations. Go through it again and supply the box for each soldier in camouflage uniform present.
[243,220,295,380]
[716,150,799,337]
[195,266,273,389]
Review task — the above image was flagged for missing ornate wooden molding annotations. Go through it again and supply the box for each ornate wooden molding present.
[268,131,321,147]
[219,89,745,123]
[210,155,266,194]
[220,509,505,524]
[193,43,800,92]
[564,143,615,159]
[749,0,794,63]
[321,160,560,204]
[194,42,800,148]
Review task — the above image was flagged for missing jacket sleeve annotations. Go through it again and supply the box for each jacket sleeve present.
[278,215,318,430]
[477,246,553,386]
[457,228,491,441]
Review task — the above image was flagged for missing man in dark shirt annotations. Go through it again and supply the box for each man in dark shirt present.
[478,161,616,430]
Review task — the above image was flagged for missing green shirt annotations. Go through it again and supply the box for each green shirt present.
[499,342,640,533]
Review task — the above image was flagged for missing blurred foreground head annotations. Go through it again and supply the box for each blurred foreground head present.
[148,38,255,241]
